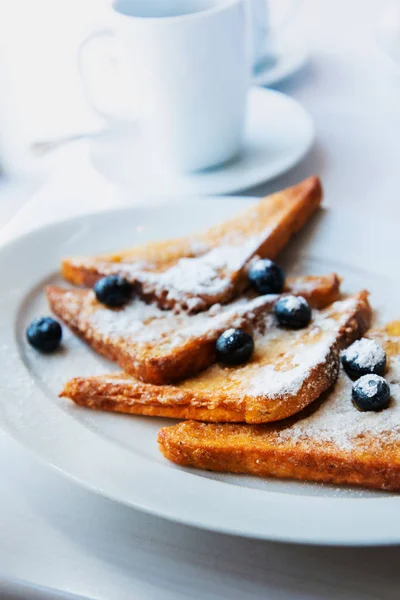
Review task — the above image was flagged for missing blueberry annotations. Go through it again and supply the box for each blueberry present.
[352,374,391,411]
[26,317,62,352]
[216,328,254,366]
[94,275,133,307]
[274,295,311,329]
[248,259,285,295]
[341,338,386,380]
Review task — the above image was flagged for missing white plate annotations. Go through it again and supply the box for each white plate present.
[1,199,400,546]
[89,88,314,196]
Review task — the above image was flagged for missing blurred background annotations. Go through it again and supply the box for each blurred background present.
[0,0,400,225]
[0,0,106,173]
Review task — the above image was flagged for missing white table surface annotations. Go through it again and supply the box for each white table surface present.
[1,0,400,598]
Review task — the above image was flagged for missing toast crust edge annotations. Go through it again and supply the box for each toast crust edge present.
[61,291,371,424]
[157,321,400,492]
[157,420,400,492]
[61,177,322,297]
[48,273,340,386]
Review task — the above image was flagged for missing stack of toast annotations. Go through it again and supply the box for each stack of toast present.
[45,176,400,492]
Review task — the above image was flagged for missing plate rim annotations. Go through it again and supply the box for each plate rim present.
[1,200,400,546]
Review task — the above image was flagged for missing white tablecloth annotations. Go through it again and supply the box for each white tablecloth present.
[1,0,400,598]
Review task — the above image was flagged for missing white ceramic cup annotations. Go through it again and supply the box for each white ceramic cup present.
[79,0,250,173]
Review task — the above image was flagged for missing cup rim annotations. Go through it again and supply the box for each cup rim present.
[112,0,242,23]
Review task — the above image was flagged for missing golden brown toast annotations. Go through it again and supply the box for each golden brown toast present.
[61,291,371,424]
[48,274,339,385]
[157,321,400,492]
[62,177,322,311]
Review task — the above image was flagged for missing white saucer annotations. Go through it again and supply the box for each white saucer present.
[252,39,309,87]
[89,87,314,196]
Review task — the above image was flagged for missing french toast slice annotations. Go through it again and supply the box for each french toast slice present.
[157,321,400,492]
[62,177,322,311]
[48,273,339,385]
[61,291,371,423]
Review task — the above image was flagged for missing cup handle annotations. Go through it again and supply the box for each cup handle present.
[272,0,302,35]
[77,29,126,122]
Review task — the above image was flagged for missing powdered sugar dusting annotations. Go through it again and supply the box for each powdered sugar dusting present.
[135,232,270,307]
[90,294,276,348]
[342,338,385,370]
[246,297,358,399]
[287,278,322,294]
[90,297,166,343]
[281,295,307,311]
[354,374,385,398]
[279,358,400,451]
[83,231,271,310]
